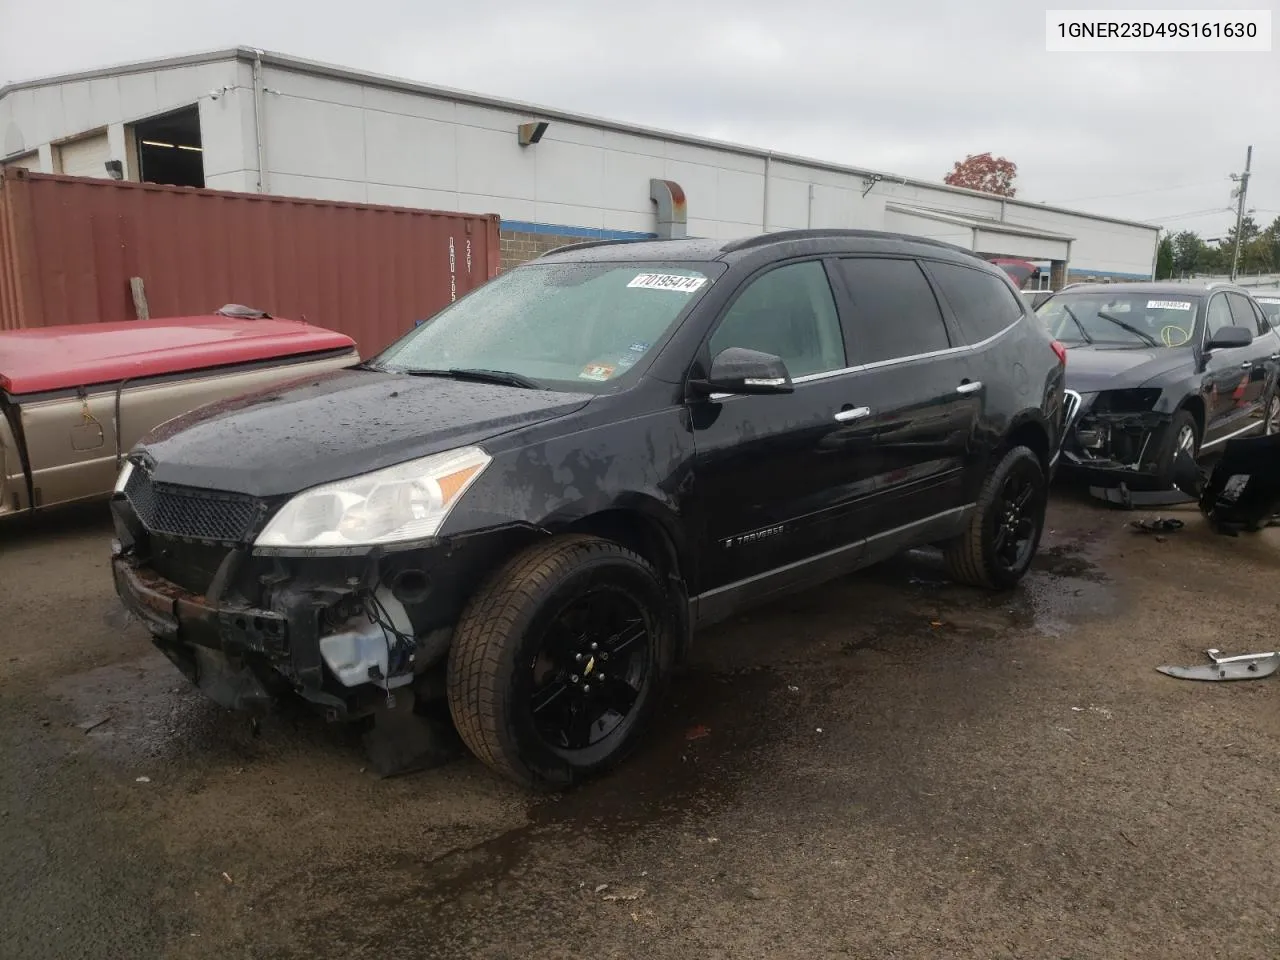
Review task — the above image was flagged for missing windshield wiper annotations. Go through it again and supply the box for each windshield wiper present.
[401,367,545,389]
[1097,311,1158,347]
[1060,304,1093,344]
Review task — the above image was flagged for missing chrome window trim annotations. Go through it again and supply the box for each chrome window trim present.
[702,315,1024,400]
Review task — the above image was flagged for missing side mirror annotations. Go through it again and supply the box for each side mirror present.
[1206,326,1254,351]
[690,347,794,397]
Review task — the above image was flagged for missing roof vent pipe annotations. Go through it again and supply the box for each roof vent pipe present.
[650,178,687,239]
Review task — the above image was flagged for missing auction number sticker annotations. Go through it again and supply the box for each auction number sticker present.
[1147,300,1192,310]
[628,273,707,292]
[579,363,616,381]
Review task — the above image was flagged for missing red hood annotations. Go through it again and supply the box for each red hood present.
[987,258,1040,287]
[0,316,356,395]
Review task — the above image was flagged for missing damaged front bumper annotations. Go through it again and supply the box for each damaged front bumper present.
[107,488,519,722]
[1060,406,1173,489]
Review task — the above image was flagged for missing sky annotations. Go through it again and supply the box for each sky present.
[2,0,1277,240]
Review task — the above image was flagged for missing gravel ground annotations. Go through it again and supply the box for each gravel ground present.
[2,491,1280,960]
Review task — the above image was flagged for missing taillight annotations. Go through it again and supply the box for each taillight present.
[1051,340,1067,366]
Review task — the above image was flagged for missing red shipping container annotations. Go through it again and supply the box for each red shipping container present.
[0,170,500,355]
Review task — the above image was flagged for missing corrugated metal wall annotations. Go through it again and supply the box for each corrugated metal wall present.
[0,171,501,354]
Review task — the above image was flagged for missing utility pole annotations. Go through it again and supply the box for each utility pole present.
[1229,145,1252,281]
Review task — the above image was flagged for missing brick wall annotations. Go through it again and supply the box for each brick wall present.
[499,230,587,271]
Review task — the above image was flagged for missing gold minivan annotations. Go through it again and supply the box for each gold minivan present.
[1,307,359,520]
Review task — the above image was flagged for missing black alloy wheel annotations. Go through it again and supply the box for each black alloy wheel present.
[528,586,651,753]
[992,458,1042,574]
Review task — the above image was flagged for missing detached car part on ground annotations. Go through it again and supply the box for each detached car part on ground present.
[110,229,1068,788]
[0,307,358,520]
[1039,282,1280,490]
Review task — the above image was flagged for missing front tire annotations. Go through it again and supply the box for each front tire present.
[446,535,673,789]
[944,445,1047,590]
[1151,409,1199,490]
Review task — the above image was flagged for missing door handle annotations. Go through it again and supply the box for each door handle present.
[956,381,983,394]
[834,406,871,422]
[1241,361,1254,369]
[1270,353,1279,361]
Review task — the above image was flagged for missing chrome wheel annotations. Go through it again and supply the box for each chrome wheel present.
[1176,423,1197,455]
[1266,396,1280,436]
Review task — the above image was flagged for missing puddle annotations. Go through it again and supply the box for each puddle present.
[45,653,359,771]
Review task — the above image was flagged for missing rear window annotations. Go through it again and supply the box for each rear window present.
[926,261,1024,345]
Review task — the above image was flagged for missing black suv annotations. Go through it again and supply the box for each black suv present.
[1039,281,1280,489]
[110,229,1067,787]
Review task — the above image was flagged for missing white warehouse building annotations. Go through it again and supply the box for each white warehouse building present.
[0,47,1159,283]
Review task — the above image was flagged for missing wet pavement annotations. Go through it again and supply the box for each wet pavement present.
[3,494,1280,959]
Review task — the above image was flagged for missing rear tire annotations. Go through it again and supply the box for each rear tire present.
[944,445,1046,590]
[446,535,673,789]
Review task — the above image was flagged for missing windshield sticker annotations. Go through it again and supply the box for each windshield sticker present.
[1258,297,1280,305]
[616,352,642,370]
[627,273,707,293]
[629,341,651,353]
[579,363,616,382]
[1147,300,1192,311]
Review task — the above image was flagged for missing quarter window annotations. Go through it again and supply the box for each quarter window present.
[835,258,950,363]
[927,261,1024,345]
[708,261,845,378]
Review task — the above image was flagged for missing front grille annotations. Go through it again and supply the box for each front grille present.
[1062,390,1083,431]
[124,465,265,544]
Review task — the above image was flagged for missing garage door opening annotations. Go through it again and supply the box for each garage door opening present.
[133,106,204,188]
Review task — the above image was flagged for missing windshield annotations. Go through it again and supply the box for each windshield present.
[372,261,720,391]
[1257,295,1280,326]
[1036,292,1200,348]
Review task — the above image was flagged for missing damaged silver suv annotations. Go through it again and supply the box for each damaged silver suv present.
[111,230,1067,787]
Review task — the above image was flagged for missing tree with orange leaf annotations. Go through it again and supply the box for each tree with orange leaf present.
[944,153,1018,198]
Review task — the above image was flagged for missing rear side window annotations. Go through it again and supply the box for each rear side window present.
[927,261,1024,345]
[835,258,950,364]
[1253,300,1273,333]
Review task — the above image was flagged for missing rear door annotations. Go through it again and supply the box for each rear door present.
[830,256,984,548]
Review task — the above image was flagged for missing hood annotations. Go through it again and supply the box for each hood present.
[138,369,593,496]
[1063,344,1192,394]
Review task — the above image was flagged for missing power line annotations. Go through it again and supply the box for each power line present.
[1051,179,1228,204]
[1144,207,1234,224]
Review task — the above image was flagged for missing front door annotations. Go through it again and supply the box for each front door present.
[1227,292,1277,419]
[689,259,878,602]
[1201,292,1259,445]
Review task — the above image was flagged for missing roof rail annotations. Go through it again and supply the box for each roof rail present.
[719,228,973,257]
[538,237,654,258]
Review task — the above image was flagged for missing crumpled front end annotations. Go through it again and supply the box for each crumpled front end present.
[107,459,520,723]
[1059,388,1174,486]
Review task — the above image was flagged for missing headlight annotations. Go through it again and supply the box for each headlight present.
[254,446,491,549]
[113,460,134,495]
